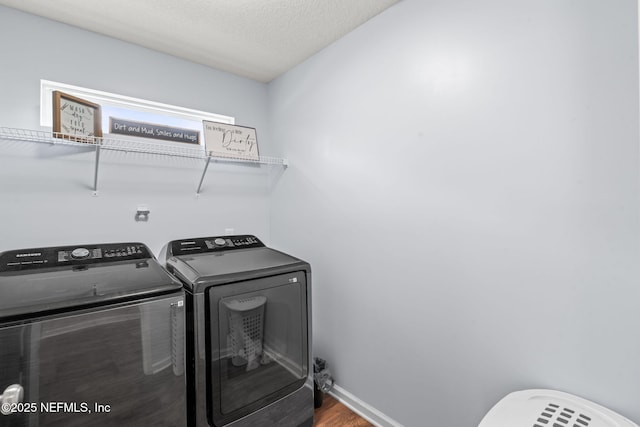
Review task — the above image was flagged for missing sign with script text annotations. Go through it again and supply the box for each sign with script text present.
[203,121,259,161]
[109,117,200,144]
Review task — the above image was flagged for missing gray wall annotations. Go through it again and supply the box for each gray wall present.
[0,6,274,255]
[269,0,640,425]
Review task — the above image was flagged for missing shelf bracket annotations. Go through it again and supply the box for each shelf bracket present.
[196,156,212,196]
[93,144,101,196]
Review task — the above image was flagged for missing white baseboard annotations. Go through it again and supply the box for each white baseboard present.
[328,384,403,427]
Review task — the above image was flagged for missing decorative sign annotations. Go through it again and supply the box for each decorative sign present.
[203,121,259,161]
[109,117,200,144]
[52,91,102,142]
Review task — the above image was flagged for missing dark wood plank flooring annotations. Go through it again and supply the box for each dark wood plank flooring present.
[314,395,374,427]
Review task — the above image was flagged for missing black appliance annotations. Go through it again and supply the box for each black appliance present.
[0,242,186,427]
[163,235,313,427]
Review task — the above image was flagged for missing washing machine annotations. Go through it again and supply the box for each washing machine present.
[163,235,313,427]
[0,242,186,427]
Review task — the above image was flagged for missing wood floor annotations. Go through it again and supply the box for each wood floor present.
[314,394,374,427]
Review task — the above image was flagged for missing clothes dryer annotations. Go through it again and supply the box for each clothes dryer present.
[163,235,313,427]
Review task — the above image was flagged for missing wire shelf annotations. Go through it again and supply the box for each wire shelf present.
[0,126,288,195]
[0,127,288,166]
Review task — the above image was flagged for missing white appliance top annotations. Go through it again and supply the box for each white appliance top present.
[479,389,638,427]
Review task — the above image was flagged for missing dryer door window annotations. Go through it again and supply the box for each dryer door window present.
[0,294,186,427]
[206,271,308,426]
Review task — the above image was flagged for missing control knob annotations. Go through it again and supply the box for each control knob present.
[214,238,226,246]
[71,248,91,259]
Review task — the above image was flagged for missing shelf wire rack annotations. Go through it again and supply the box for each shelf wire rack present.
[0,127,287,166]
[0,127,288,195]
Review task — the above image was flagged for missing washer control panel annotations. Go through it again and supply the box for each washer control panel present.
[0,243,151,271]
[57,244,147,263]
[170,235,264,256]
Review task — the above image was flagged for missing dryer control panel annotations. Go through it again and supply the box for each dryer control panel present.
[170,235,264,256]
[0,243,151,271]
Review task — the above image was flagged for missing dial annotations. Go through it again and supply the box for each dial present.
[214,238,227,246]
[71,248,91,259]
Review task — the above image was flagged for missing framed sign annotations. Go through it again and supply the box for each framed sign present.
[203,121,259,161]
[52,91,102,142]
[109,117,200,145]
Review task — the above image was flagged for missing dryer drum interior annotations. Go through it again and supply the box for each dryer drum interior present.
[209,272,308,423]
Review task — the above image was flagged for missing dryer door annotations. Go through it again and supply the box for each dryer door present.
[0,293,186,427]
[206,270,308,426]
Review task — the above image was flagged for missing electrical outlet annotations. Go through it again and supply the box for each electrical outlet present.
[135,205,150,222]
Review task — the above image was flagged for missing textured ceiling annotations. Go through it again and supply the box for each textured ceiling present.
[0,0,399,82]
